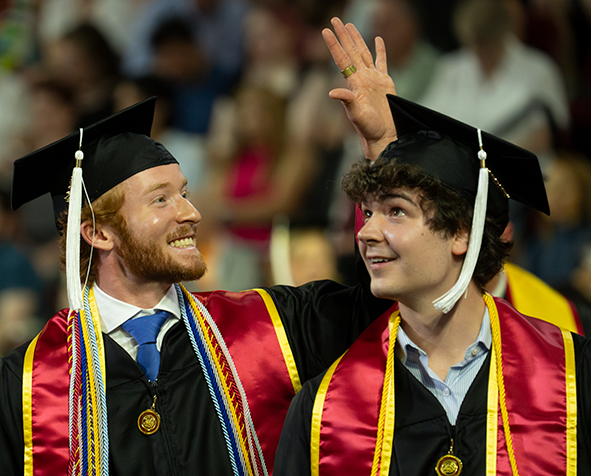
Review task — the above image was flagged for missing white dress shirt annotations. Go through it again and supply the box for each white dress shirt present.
[93,284,181,360]
[396,308,492,425]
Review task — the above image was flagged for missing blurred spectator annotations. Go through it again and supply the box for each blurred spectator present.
[240,5,300,98]
[0,72,30,178]
[11,79,78,158]
[517,0,582,97]
[1,80,73,321]
[486,222,589,336]
[112,75,209,195]
[269,223,342,286]
[421,0,570,162]
[41,22,121,126]
[202,84,315,290]
[405,0,462,53]
[370,0,440,103]
[342,0,380,40]
[35,0,142,54]
[149,15,237,134]
[0,2,36,175]
[8,79,78,250]
[519,151,591,291]
[121,0,248,79]
[0,187,44,357]
[288,227,341,285]
[517,0,591,159]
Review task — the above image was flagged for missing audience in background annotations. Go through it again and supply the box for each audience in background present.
[201,84,315,290]
[240,6,300,98]
[112,75,209,196]
[147,16,235,134]
[121,0,248,80]
[519,151,591,292]
[41,22,121,126]
[370,0,440,103]
[0,188,44,357]
[34,0,140,54]
[0,0,590,355]
[287,227,342,286]
[421,0,570,161]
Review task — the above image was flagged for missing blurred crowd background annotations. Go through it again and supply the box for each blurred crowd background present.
[0,0,590,355]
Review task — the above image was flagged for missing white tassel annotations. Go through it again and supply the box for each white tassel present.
[433,130,489,313]
[66,134,85,311]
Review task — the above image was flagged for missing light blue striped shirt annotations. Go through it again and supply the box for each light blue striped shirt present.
[397,308,491,425]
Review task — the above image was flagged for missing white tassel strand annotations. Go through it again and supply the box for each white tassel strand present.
[66,130,85,311]
[433,129,489,313]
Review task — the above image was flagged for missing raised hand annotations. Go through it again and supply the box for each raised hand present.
[322,17,398,160]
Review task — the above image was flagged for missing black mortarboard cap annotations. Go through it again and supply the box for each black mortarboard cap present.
[382,95,550,229]
[11,97,178,224]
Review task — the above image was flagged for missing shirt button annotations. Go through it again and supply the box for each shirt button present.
[471,347,480,357]
[443,388,451,397]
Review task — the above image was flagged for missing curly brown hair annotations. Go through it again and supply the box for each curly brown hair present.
[58,182,126,284]
[341,156,512,290]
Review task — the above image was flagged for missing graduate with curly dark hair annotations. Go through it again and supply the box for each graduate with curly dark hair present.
[275,18,591,476]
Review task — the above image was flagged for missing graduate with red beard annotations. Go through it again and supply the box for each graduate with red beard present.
[0,97,392,476]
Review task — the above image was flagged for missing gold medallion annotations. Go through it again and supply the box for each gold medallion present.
[435,439,462,476]
[435,454,463,476]
[138,396,160,435]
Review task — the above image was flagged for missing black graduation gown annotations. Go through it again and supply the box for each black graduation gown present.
[0,280,393,475]
[275,332,591,475]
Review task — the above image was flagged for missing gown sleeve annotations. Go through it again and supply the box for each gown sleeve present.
[0,343,27,475]
[575,333,591,473]
[273,372,322,476]
[264,279,392,382]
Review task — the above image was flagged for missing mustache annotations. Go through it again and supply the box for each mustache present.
[167,224,197,242]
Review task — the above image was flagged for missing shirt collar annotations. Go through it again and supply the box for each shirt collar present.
[93,283,181,333]
[396,304,492,364]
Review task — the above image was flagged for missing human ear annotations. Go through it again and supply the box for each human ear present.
[80,220,114,251]
[451,229,470,256]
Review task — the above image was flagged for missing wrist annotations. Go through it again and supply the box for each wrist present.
[363,136,398,162]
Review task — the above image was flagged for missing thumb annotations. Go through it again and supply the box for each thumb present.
[328,88,356,104]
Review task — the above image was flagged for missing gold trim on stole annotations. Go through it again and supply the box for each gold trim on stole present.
[562,329,577,475]
[311,353,345,476]
[23,334,40,476]
[254,288,302,394]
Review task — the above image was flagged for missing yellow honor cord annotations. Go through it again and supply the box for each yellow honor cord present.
[485,293,520,476]
[371,311,400,476]
[183,287,256,476]
[87,287,107,383]
[78,306,102,473]
[485,344,499,476]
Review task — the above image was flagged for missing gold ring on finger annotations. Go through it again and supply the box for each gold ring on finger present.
[340,64,357,78]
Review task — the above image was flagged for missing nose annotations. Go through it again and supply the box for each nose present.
[177,196,201,225]
[357,215,384,245]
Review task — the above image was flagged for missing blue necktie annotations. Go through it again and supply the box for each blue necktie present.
[122,310,171,381]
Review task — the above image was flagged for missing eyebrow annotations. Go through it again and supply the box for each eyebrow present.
[145,179,188,195]
[363,191,419,208]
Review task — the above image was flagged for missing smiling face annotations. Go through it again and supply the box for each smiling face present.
[112,163,207,284]
[358,188,467,306]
